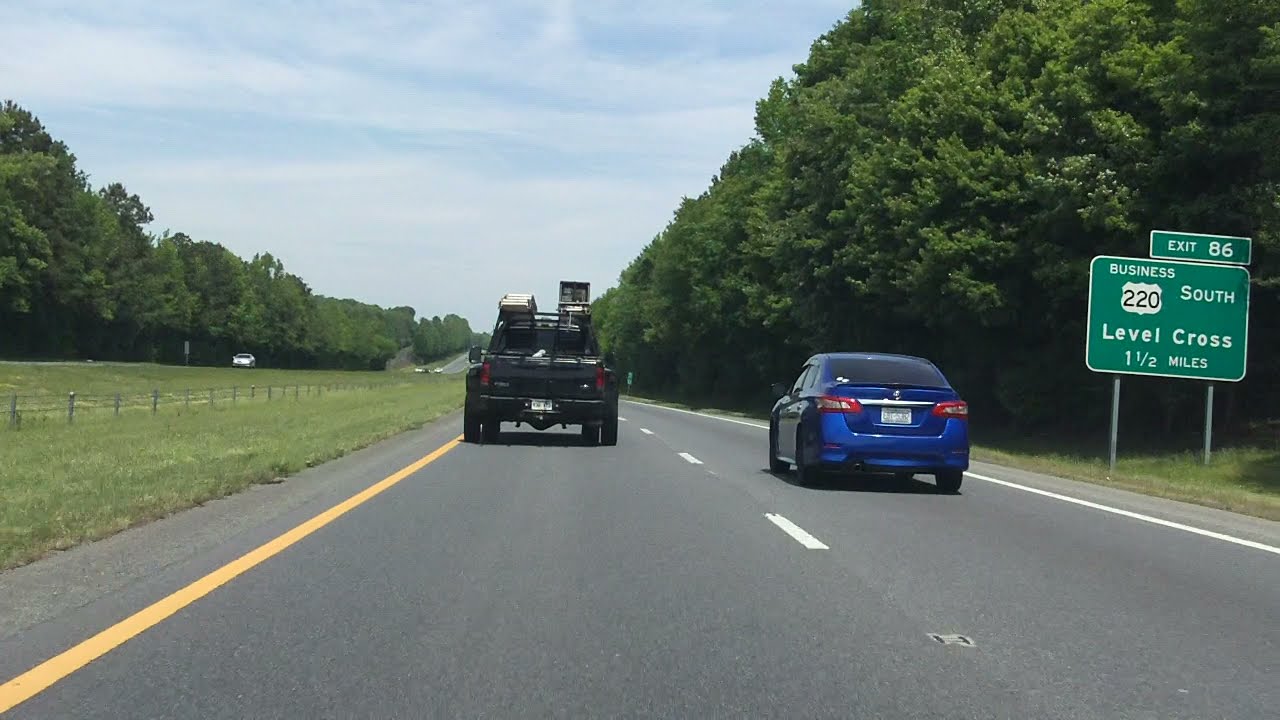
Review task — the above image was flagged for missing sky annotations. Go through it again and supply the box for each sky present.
[0,0,852,329]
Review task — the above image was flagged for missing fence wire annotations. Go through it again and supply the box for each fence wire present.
[4,380,409,429]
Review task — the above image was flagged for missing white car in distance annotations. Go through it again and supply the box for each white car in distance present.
[232,353,256,369]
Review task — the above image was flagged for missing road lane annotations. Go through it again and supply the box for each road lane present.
[9,419,1065,719]
[620,400,1280,719]
[3,406,1276,718]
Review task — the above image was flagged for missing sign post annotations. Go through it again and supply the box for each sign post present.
[184,340,190,366]
[626,371,634,395]
[1087,254,1250,468]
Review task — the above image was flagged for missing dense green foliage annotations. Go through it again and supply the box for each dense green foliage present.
[0,102,476,370]
[595,0,1280,434]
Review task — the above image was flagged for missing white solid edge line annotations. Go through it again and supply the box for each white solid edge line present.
[965,472,1280,556]
[765,513,829,550]
[628,399,1279,557]
[640,428,654,435]
[625,399,768,429]
[678,452,703,465]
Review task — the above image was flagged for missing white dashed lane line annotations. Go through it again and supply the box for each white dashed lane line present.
[640,428,654,435]
[678,452,703,465]
[764,513,829,550]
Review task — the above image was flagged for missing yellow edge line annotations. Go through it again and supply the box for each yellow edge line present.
[0,435,463,715]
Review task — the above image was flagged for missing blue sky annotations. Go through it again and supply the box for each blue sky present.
[1,0,852,327]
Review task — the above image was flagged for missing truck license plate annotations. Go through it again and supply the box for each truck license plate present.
[531,399,553,412]
[881,408,911,425]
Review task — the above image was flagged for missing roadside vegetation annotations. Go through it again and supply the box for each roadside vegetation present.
[594,0,1279,514]
[1,370,464,571]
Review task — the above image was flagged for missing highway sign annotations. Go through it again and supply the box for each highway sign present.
[1086,256,1250,382]
[1150,230,1251,265]
[626,371,634,385]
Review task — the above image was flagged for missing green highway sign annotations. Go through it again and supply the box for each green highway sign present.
[626,371,634,385]
[1150,230,1251,266]
[1086,256,1250,382]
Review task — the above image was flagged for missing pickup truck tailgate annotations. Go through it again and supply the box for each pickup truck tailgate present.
[487,355,599,399]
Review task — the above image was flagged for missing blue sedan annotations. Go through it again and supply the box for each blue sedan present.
[768,352,969,492]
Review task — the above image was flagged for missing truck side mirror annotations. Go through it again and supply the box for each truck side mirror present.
[770,382,788,399]
[468,346,483,364]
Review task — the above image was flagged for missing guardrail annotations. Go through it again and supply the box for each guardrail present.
[4,381,402,429]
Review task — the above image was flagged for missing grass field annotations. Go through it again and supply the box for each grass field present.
[623,394,1280,521]
[1,363,464,571]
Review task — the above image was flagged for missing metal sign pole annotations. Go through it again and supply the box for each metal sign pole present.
[1108,375,1121,475]
[1203,383,1214,465]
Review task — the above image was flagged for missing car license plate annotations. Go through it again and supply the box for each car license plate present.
[531,399,553,412]
[881,407,912,425]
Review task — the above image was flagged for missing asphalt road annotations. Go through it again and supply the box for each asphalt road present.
[438,353,471,374]
[2,401,1277,718]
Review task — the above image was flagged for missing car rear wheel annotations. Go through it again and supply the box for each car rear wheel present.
[793,423,816,487]
[482,420,501,443]
[935,470,963,494]
[581,423,600,446]
[463,408,481,443]
[600,413,618,446]
[768,418,789,473]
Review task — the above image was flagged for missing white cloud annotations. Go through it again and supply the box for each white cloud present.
[0,0,850,326]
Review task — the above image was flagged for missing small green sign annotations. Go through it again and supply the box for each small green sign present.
[626,371,634,385]
[1150,230,1251,266]
[1086,256,1250,382]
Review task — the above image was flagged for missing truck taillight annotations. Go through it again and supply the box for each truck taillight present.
[480,361,491,386]
[817,396,862,413]
[596,366,605,390]
[932,401,968,419]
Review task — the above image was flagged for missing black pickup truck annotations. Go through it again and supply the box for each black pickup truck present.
[463,283,620,445]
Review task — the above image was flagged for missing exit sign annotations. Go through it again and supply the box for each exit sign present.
[1150,230,1251,266]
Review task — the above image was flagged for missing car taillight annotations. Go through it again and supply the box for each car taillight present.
[933,401,968,419]
[595,366,605,390]
[479,361,491,386]
[817,395,862,413]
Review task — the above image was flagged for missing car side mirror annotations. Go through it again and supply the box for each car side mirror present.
[468,346,483,364]
[770,382,788,399]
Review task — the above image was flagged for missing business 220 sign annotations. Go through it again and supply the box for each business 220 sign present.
[1086,256,1250,382]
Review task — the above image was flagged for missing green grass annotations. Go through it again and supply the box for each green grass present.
[1,373,464,571]
[624,393,1280,521]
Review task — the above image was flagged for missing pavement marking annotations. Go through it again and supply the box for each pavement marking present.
[764,513,830,549]
[618,417,628,422]
[678,452,703,465]
[966,471,1280,556]
[626,401,1279,556]
[640,428,654,435]
[0,436,463,715]
[625,399,769,429]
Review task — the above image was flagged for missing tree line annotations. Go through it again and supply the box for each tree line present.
[594,0,1279,438]
[1,102,480,370]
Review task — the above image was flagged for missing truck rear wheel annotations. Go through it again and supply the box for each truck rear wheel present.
[581,423,600,446]
[464,408,481,443]
[600,412,618,446]
[482,420,501,443]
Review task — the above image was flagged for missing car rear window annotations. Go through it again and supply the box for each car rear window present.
[825,357,947,388]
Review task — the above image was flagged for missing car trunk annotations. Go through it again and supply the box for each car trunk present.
[829,383,957,437]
